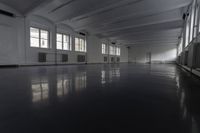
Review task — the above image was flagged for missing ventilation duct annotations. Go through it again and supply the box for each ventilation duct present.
[0,9,15,17]
[79,32,86,36]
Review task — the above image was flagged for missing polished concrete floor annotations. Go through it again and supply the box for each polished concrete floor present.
[0,63,200,133]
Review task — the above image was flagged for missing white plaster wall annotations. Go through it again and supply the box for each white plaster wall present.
[129,45,177,63]
[0,12,25,65]
[87,35,103,63]
[120,46,128,62]
[0,12,128,66]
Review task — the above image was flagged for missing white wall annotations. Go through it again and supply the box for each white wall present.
[0,13,128,66]
[129,45,177,63]
[87,35,103,63]
[0,13,25,65]
[120,46,129,62]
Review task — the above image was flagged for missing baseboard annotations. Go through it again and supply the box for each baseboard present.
[192,69,200,77]
[177,63,200,78]
[0,65,19,68]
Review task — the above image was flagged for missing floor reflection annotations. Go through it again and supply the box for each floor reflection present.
[32,79,49,103]
[176,73,200,133]
[57,75,72,97]
[11,64,200,133]
[101,70,106,84]
[101,66,120,84]
[75,72,87,92]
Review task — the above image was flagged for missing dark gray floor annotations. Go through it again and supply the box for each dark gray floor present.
[0,63,200,133]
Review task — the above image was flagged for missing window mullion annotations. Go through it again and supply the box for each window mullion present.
[39,29,41,48]
[62,34,64,50]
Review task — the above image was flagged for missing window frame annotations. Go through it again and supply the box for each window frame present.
[109,45,115,55]
[116,47,121,56]
[56,33,72,51]
[30,27,50,49]
[102,43,107,54]
[75,37,87,52]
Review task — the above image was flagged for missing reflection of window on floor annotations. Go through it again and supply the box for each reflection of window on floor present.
[109,68,120,82]
[32,81,49,103]
[101,70,106,84]
[57,77,72,97]
[75,72,87,92]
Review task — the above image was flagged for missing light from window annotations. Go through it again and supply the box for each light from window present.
[56,33,71,51]
[116,47,121,56]
[185,17,190,47]
[194,5,199,38]
[75,37,86,52]
[40,30,48,48]
[30,27,49,48]
[102,44,107,54]
[178,37,183,55]
[30,27,39,47]
[109,46,115,55]
[190,1,195,42]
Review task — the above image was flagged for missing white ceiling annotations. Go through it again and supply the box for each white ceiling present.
[0,0,192,46]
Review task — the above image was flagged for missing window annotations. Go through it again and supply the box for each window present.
[75,37,86,52]
[30,27,49,48]
[185,17,190,47]
[102,44,107,54]
[56,33,71,51]
[194,5,199,38]
[109,45,120,56]
[178,36,183,55]
[189,0,196,42]
[198,5,200,33]
[109,46,115,55]
[116,47,121,56]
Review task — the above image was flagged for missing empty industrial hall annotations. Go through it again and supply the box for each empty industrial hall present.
[0,0,200,133]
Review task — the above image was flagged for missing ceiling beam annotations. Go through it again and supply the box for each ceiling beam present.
[64,0,190,31]
[97,20,183,38]
[75,8,181,31]
[25,0,54,15]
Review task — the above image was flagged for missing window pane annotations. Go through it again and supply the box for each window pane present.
[57,42,62,50]
[30,27,39,38]
[110,46,115,55]
[75,37,86,52]
[70,36,72,51]
[63,42,69,50]
[40,39,48,48]
[31,37,39,47]
[63,35,69,50]
[185,18,190,47]
[117,47,121,56]
[75,38,79,51]
[84,40,87,52]
[102,44,106,54]
[63,35,69,43]
[57,34,62,42]
[80,39,83,51]
[41,30,48,39]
